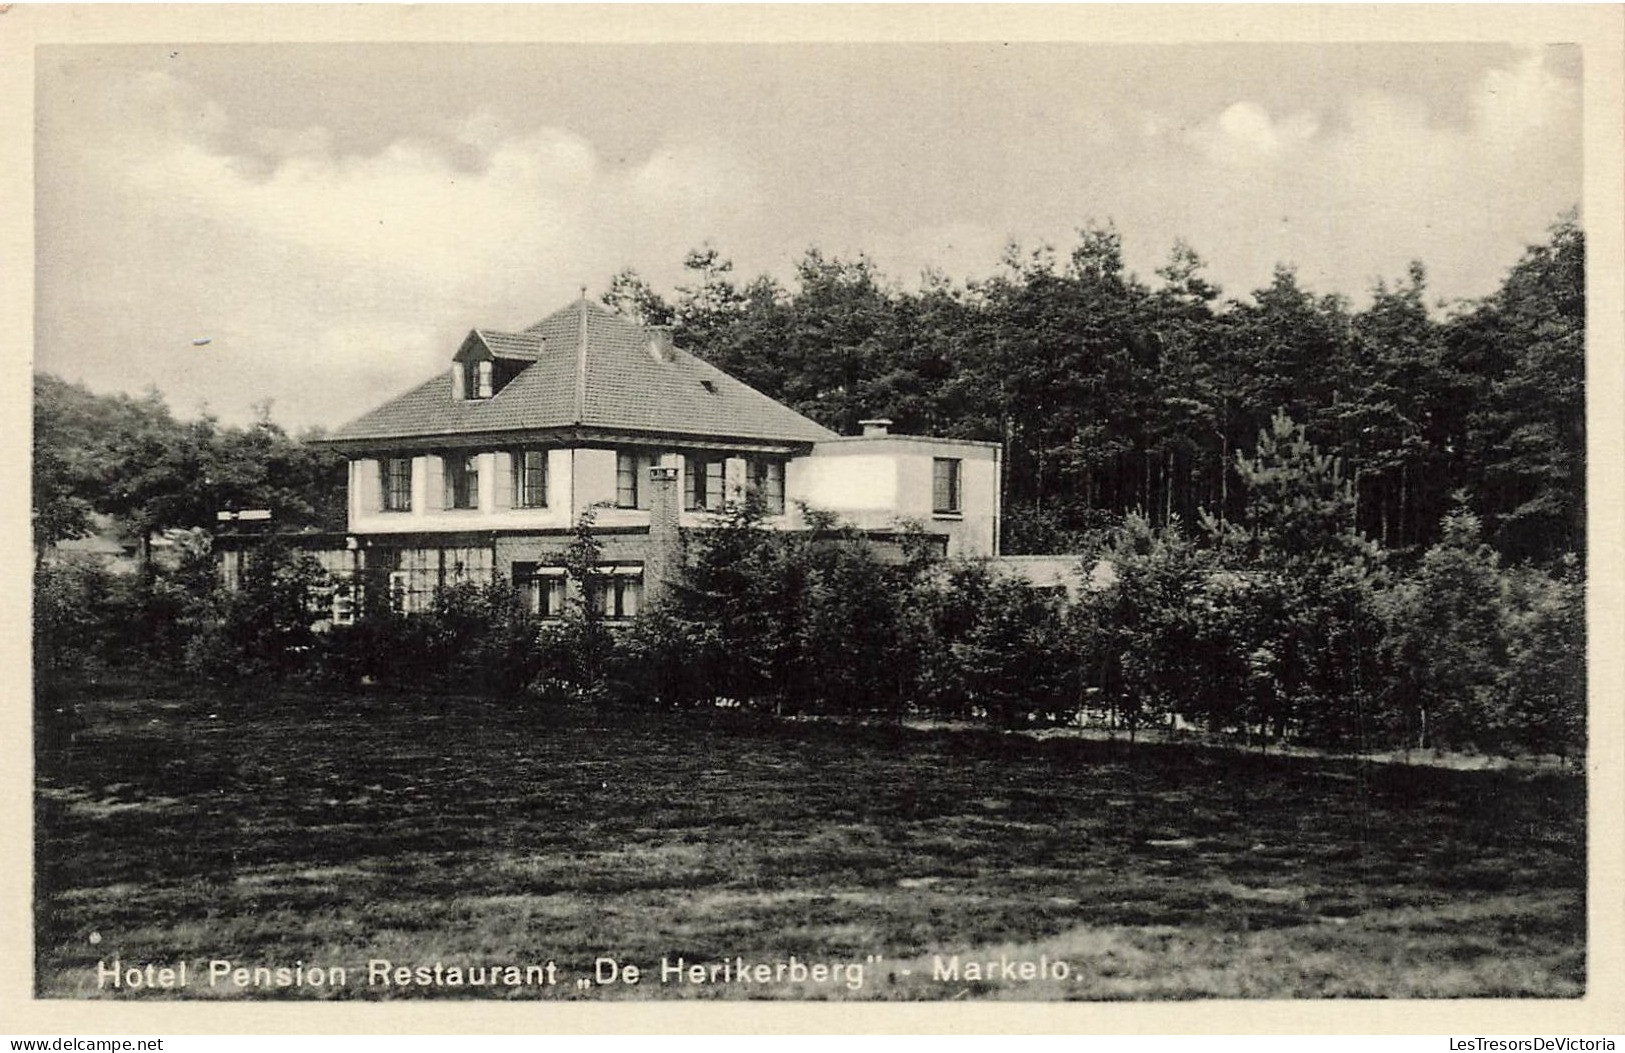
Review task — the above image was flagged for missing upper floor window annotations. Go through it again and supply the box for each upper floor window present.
[933,457,962,515]
[685,454,726,513]
[512,449,548,508]
[616,451,657,509]
[444,453,479,510]
[382,457,413,512]
[749,459,786,515]
[465,359,494,400]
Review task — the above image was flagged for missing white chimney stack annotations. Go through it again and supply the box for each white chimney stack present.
[859,418,893,437]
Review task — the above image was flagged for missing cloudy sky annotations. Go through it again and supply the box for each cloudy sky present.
[35,42,1582,431]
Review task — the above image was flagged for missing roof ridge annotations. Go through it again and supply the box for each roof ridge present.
[521,299,575,334]
[573,298,588,424]
[521,295,623,333]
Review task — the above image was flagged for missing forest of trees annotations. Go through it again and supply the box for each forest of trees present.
[32,376,347,563]
[32,214,1586,760]
[605,214,1584,566]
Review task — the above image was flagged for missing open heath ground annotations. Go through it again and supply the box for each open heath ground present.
[34,685,1584,1000]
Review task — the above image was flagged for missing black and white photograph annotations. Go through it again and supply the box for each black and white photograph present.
[9,3,1623,1034]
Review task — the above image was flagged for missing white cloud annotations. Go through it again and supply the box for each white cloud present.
[1190,101,1320,167]
[452,109,516,154]
[40,69,763,428]
[1473,48,1580,147]
[1111,51,1579,303]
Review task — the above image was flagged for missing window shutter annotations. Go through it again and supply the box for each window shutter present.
[357,459,381,514]
[425,456,445,511]
[494,451,514,510]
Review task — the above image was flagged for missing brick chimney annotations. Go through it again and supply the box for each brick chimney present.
[644,465,681,606]
[860,418,892,437]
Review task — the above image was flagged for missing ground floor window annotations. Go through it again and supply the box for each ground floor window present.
[328,582,357,626]
[513,562,567,618]
[445,547,493,582]
[305,549,359,626]
[382,546,494,613]
[388,570,420,613]
[592,567,644,620]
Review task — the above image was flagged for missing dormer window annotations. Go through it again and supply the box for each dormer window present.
[465,359,494,400]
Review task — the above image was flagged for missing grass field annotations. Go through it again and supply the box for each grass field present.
[34,685,1586,1000]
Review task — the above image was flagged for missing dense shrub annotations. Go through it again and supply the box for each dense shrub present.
[943,570,1076,726]
[792,531,916,716]
[1380,513,1585,760]
[182,540,330,688]
[428,579,546,696]
[616,461,1584,761]
[308,579,557,698]
[34,536,219,682]
[34,561,124,681]
[1501,557,1585,762]
[1081,515,1218,735]
[1380,511,1511,751]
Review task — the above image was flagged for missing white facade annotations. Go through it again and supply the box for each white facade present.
[789,434,1001,557]
[345,430,1002,557]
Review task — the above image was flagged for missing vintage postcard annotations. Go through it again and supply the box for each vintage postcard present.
[3,3,1622,1037]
